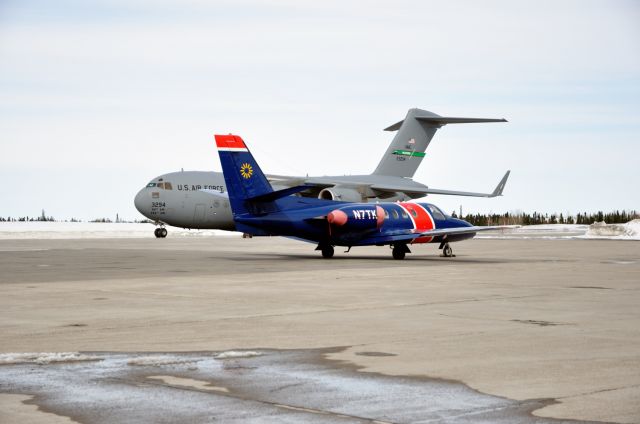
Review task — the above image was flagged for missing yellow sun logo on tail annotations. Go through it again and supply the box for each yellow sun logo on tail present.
[240,163,253,179]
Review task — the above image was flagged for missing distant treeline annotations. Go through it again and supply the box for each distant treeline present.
[0,216,152,223]
[453,210,639,226]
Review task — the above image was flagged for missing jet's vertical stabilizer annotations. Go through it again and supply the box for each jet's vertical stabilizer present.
[373,108,506,178]
[215,134,273,215]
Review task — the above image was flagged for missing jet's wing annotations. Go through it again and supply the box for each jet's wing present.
[416,225,515,237]
[370,171,510,198]
[354,225,516,245]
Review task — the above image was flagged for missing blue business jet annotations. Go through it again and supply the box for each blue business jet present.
[215,134,510,259]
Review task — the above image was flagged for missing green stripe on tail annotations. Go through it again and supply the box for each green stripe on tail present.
[392,150,426,158]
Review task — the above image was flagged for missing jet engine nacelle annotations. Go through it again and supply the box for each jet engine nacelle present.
[318,187,363,202]
[327,205,385,232]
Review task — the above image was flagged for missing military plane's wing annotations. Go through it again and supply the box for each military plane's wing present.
[199,189,229,198]
[370,170,510,198]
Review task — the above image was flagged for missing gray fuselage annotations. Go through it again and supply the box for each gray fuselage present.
[134,171,236,230]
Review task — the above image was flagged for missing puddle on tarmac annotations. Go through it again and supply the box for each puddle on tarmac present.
[0,348,603,423]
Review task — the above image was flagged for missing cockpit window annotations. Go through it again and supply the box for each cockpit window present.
[392,210,399,219]
[401,210,408,218]
[428,204,446,220]
[149,182,172,190]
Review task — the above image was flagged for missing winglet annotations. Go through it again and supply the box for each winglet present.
[490,170,510,197]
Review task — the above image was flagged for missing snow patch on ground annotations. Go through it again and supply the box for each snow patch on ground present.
[477,222,639,240]
[126,356,201,366]
[582,219,640,240]
[0,352,101,365]
[477,224,588,239]
[0,222,239,239]
[214,351,263,359]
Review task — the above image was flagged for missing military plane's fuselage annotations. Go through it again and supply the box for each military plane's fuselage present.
[134,171,236,230]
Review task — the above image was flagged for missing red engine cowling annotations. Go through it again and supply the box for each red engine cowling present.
[327,205,385,232]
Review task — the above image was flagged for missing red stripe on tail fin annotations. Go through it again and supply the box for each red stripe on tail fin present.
[215,134,246,149]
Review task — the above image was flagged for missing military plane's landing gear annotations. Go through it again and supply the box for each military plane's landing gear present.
[441,243,454,257]
[316,243,334,259]
[154,227,167,238]
[392,244,411,260]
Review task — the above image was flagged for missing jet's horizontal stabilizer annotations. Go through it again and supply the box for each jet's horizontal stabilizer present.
[246,184,315,202]
[384,116,507,131]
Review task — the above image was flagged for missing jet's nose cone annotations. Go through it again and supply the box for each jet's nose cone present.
[134,189,147,215]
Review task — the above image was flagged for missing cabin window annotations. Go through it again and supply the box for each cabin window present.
[157,182,165,189]
[401,210,408,218]
[164,182,173,190]
[410,209,417,217]
[392,210,399,219]
[384,209,389,219]
[428,204,446,220]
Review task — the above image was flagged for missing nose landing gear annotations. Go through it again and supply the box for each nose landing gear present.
[154,227,168,238]
[441,242,454,257]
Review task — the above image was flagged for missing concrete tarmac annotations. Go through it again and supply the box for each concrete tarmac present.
[0,236,639,423]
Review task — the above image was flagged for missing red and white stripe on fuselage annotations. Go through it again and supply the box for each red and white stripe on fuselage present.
[397,202,435,243]
[215,134,249,152]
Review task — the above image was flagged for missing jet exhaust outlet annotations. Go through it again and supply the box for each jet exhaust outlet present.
[327,205,385,232]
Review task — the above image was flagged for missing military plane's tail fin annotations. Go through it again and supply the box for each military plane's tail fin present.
[215,134,273,215]
[372,108,507,178]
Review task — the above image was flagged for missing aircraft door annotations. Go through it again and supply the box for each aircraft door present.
[194,204,206,225]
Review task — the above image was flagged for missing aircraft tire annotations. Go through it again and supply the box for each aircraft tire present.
[443,244,453,257]
[392,246,406,260]
[321,245,334,259]
[154,228,161,238]
[160,228,168,238]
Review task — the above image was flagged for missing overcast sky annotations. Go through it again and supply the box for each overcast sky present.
[1,0,638,220]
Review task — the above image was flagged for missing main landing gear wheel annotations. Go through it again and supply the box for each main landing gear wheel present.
[154,227,167,238]
[321,245,334,259]
[442,243,453,257]
[392,245,407,260]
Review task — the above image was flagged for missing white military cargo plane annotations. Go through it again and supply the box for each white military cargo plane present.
[134,108,510,237]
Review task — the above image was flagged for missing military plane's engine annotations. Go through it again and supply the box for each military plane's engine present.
[318,187,363,202]
[327,205,385,232]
